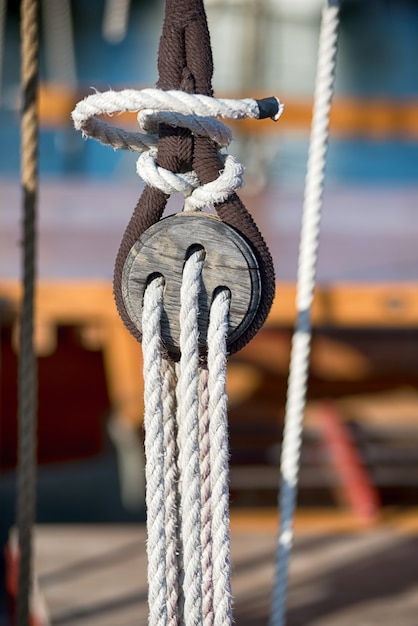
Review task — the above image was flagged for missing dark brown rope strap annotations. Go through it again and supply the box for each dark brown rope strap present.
[113,0,275,357]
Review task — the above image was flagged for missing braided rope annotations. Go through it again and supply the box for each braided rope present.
[269,4,340,626]
[17,1,39,624]
[199,365,214,626]
[72,88,283,211]
[142,265,232,626]
[72,88,283,141]
[161,358,181,626]
[177,248,205,625]
[142,276,168,626]
[207,289,232,626]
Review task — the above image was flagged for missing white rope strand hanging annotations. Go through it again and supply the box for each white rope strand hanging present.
[142,256,232,626]
[270,3,340,626]
[207,288,232,626]
[142,275,168,626]
[177,247,205,626]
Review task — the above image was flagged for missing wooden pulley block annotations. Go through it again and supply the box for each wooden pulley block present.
[122,212,261,357]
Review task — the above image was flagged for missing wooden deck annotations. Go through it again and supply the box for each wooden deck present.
[29,513,418,626]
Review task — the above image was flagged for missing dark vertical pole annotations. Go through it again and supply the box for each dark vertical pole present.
[17,0,39,623]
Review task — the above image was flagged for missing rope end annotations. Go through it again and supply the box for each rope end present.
[256,96,285,122]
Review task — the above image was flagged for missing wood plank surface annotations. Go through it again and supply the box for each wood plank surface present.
[32,519,418,626]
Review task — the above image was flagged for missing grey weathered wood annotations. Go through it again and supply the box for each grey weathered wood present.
[122,213,261,356]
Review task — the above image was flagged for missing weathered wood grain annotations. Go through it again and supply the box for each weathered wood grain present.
[122,213,261,356]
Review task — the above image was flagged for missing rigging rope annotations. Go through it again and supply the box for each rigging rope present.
[142,271,232,626]
[73,2,280,624]
[17,1,39,624]
[270,3,340,626]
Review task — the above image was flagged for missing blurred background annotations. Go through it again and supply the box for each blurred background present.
[1,0,418,623]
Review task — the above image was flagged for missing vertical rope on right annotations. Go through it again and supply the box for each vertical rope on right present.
[207,288,232,626]
[269,3,340,626]
[199,364,215,626]
[16,1,39,624]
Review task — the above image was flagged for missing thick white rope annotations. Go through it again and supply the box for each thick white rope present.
[177,247,205,625]
[199,365,214,626]
[72,88,283,138]
[72,88,283,210]
[269,3,340,626]
[161,358,181,626]
[142,257,232,626]
[142,275,168,626]
[207,289,232,626]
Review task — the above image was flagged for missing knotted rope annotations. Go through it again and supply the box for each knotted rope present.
[72,1,282,624]
[72,0,280,358]
[270,3,340,626]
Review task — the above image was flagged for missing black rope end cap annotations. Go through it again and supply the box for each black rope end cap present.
[256,96,284,121]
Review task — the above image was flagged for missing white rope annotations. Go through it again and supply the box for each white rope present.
[72,88,284,138]
[270,3,340,626]
[207,288,232,626]
[199,365,214,626]
[177,247,205,625]
[142,254,233,626]
[136,148,244,212]
[161,359,181,626]
[72,88,283,210]
[142,275,168,626]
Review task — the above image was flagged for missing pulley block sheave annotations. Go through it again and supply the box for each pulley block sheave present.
[121,212,261,360]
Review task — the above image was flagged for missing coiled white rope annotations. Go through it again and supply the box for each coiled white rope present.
[142,257,232,626]
[72,88,283,210]
[270,3,340,626]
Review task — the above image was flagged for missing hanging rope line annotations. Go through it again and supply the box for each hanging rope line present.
[17,1,39,625]
[72,0,281,358]
[73,1,282,624]
[142,271,232,626]
[270,3,340,626]
[206,288,232,626]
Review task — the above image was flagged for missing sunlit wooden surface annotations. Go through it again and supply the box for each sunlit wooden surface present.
[29,513,418,626]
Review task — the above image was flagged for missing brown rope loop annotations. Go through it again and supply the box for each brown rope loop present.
[113,0,275,356]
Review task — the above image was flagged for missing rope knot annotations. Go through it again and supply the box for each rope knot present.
[72,88,283,211]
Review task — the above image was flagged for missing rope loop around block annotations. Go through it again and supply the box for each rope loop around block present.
[72,0,281,356]
[72,87,282,210]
